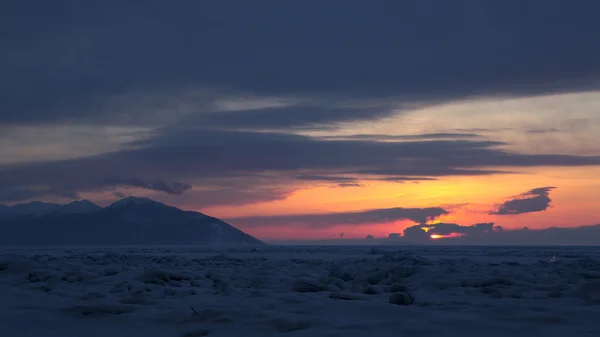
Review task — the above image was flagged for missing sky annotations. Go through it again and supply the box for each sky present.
[2,1,600,243]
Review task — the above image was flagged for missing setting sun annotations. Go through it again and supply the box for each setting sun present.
[430,233,467,240]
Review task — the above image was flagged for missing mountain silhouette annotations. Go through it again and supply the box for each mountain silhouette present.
[0,197,264,246]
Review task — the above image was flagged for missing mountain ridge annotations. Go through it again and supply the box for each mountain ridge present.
[0,197,264,246]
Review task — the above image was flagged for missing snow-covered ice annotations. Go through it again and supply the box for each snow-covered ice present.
[1,245,600,336]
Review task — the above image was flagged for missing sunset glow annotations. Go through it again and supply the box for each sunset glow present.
[2,2,600,245]
[430,233,467,240]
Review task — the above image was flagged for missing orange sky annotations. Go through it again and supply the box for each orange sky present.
[200,165,600,240]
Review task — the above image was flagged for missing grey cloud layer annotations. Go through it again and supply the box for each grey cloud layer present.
[2,1,600,126]
[102,176,192,195]
[182,104,402,130]
[0,188,80,203]
[2,1,600,208]
[227,207,449,229]
[320,133,483,141]
[0,128,599,203]
[294,175,437,185]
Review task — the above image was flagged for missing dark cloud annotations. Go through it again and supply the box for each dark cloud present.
[0,127,599,203]
[403,222,496,242]
[295,175,436,185]
[453,128,514,133]
[129,129,600,172]
[295,175,357,182]
[490,187,556,215]
[227,206,449,229]
[181,104,402,130]
[102,176,192,195]
[388,233,402,240]
[525,128,562,134]
[404,223,600,246]
[2,1,600,126]
[159,186,293,209]
[0,188,80,203]
[321,133,483,141]
[354,167,515,176]
[460,224,600,246]
[94,182,293,209]
[378,177,439,183]
[336,183,364,188]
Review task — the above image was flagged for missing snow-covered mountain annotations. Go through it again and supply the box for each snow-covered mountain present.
[0,197,264,246]
[105,196,167,209]
[49,200,102,215]
[0,200,101,219]
[0,201,62,218]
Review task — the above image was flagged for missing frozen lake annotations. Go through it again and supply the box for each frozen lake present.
[2,245,600,337]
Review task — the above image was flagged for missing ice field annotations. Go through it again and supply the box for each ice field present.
[1,245,600,337]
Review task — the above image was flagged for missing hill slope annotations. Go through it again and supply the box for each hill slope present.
[0,197,264,246]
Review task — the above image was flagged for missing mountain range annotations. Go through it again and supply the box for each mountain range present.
[0,197,264,246]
